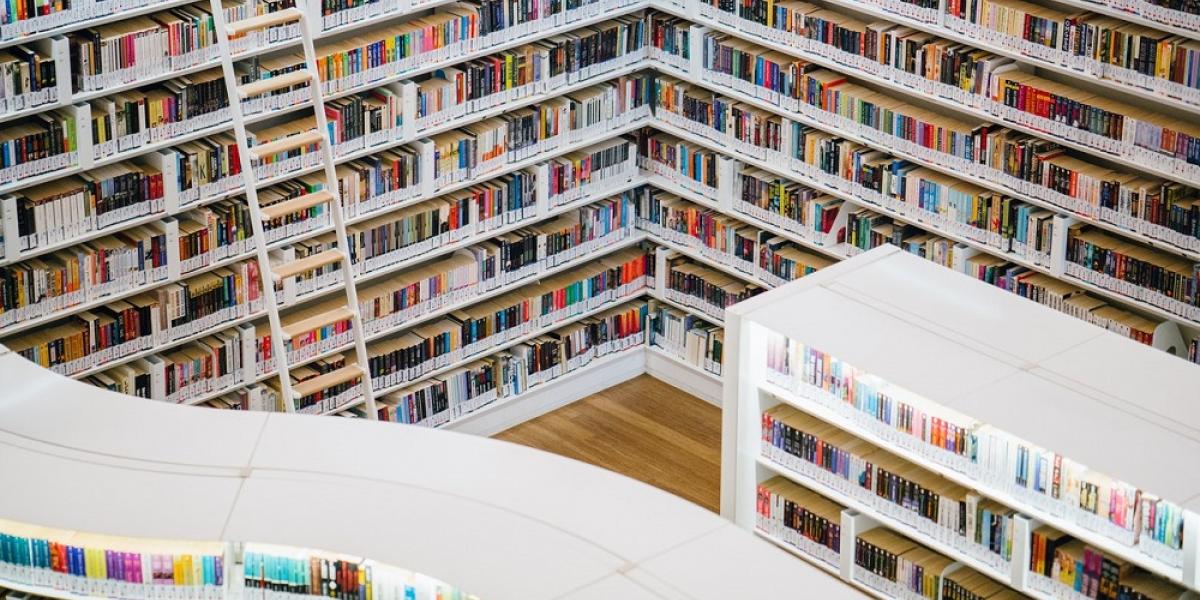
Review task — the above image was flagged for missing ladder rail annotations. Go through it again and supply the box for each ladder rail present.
[297,7,379,419]
[209,0,296,411]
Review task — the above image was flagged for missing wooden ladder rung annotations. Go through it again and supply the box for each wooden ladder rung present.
[272,249,345,282]
[227,8,303,36]
[250,130,324,161]
[281,306,355,341]
[260,190,334,221]
[238,70,313,99]
[292,365,364,398]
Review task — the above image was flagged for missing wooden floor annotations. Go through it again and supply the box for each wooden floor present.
[495,374,722,512]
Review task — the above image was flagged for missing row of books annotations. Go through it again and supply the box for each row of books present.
[648,9,1200,282]
[688,30,1200,258]
[3,164,625,392]
[414,75,644,191]
[353,194,636,338]
[89,69,229,162]
[67,5,223,93]
[0,518,224,600]
[0,132,648,388]
[1,68,646,265]
[643,82,1187,350]
[1028,526,1188,599]
[656,72,1060,253]
[652,28,1200,336]
[0,0,648,203]
[691,0,1200,114]
[762,401,1018,571]
[647,303,723,376]
[637,130,721,195]
[311,0,643,96]
[1065,224,1200,323]
[241,543,477,600]
[10,259,264,380]
[853,526,953,598]
[853,527,1030,600]
[647,13,690,71]
[344,170,536,274]
[64,195,639,405]
[0,0,421,44]
[364,245,651,394]
[648,74,1060,266]
[82,234,648,408]
[764,335,1188,566]
[760,451,1184,599]
[0,107,77,189]
[0,83,647,334]
[663,254,763,322]
[410,18,647,129]
[546,137,638,207]
[0,44,57,115]
[373,300,648,425]
[755,475,843,569]
[635,185,834,287]
[648,114,1161,343]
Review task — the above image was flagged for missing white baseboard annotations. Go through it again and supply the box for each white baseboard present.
[442,344,725,437]
[644,345,723,407]
[446,348,649,436]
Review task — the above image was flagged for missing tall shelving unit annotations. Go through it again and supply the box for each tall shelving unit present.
[1,0,1200,449]
[722,246,1200,598]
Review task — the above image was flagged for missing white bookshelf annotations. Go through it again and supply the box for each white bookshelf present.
[0,346,866,600]
[721,245,1200,598]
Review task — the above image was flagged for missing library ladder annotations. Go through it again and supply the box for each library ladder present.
[207,0,378,417]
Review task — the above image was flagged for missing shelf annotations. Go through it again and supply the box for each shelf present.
[647,113,1200,334]
[644,343,723,406]
[0,0,649,209]
[761,378,1186,585]
[0,0,198,49]
[179,232,649,407]
[373,282,652,396]
[321,2,649,104]
[1,111,650,352]
[437,343,649,436]
[668,0,1200,116]
[755,456,1015,592]
[0,55,647,271]
[648,289,725,327]
[645,344,721,385]
[721,246,1200,596]
[652,8,1200,246]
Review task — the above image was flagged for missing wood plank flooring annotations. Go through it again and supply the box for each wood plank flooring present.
[495,374,722,512]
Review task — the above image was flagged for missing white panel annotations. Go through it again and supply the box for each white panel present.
[1037,334,1200,439]
[828,257,1102,364]
[632,524,864,599]
[555,575,663,600]
[0,354,268,468]
[0,440,239,541]
[250,413,725,563]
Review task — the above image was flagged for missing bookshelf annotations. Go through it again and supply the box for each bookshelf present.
[721,245,1200,598]
[0,345,866,600]
[0,0,1197,519]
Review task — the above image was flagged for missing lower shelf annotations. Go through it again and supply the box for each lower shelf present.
[644,343,723,406]
[442,346,649,437]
